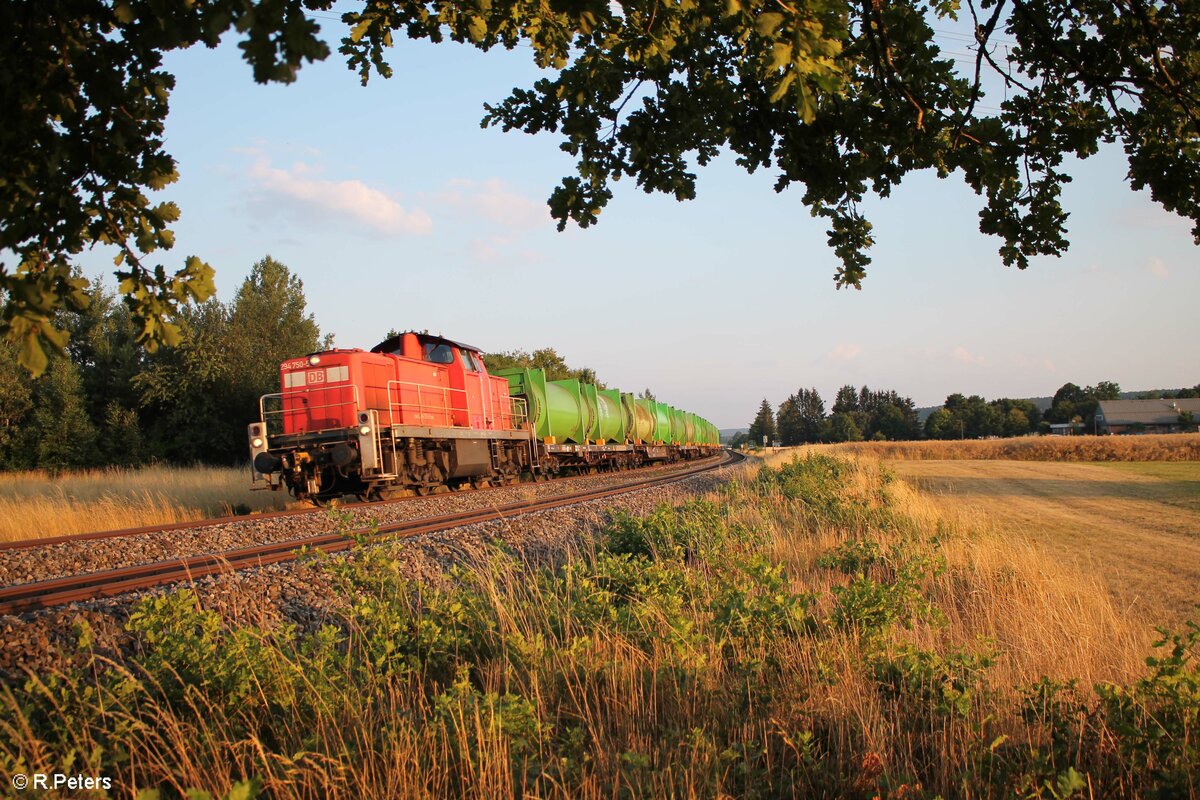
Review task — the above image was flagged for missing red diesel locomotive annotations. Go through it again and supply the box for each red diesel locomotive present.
[247,331,719,504]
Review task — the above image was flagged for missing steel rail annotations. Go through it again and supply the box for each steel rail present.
[0,452,743,615]
[0,455,722,552]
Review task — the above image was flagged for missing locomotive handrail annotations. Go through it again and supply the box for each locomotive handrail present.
[384,380,530,431]
[259,385,361,438]
[385,380,467,428]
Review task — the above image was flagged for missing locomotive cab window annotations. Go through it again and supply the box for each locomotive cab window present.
[422,343,454,364]
[460,350,481,372]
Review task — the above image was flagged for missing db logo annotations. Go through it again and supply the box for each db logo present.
[306,369,326,384]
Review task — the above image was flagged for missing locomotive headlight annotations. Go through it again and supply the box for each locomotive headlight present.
[308,355,321,366]
[252,437,264,448]
[359,425,372,436]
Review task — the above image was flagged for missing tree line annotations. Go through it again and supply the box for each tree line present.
[735,385,922,448]
[733,380,1200,447]
[0,257,324,471]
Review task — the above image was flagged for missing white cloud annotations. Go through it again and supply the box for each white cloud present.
[1148,257,1169,279]
[951,346,985,366]
[247,156,432,235]
[438,178,549,230]
[829,343,862,361]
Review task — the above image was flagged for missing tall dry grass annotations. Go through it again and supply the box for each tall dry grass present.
[0,464,294,541]
[810,432,1200,461]
[1,452,1194,798]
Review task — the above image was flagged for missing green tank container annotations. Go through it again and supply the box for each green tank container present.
[652,402,671,443]
[578,382,599,442]
[620,393,638,440]
[497,367,590,443]
[668,406,686,444]
[627,396,656,441]
[684,413,696,443]
[594,387,624,442]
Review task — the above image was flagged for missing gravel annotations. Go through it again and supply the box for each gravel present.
[0,459,721,587]
[0,462,745,681]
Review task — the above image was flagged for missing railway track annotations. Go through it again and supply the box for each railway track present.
[0,456,722,553]
[0,451,743,615]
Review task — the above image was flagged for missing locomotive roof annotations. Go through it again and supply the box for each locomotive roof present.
[369,331,483,355]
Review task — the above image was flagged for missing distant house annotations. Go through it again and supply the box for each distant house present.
[1095,398,1200,434]
[1048,422,1083,436]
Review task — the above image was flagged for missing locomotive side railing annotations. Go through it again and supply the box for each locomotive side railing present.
[259,385,361,438]
[385,380,466,428]
[384,381,531,432]
[506,397,530,432]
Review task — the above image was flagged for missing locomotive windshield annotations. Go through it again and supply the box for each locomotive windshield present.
[423,342,454,364]
[460,350,481,372]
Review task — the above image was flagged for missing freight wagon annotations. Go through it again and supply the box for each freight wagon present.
[248,331,719,504]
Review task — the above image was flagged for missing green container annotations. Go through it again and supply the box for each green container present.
[684,413,696,443]
[652,402,671,443]
[578,382,598,442]
[595,388,624,442]
[627,395,655,441]
[668,407,686,444]
[497,368,589,443]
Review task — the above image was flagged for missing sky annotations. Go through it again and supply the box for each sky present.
[72,12,1200,429]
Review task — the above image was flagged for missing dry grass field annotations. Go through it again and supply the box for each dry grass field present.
[818,432,1200,461]
[0,464,294,542]
[888,459,1200,624]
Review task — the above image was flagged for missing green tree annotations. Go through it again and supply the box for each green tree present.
[924,408,956,440]
[7,2,1199,373]
[796,388,828,443]
[484,347,605,386]
[747,399,776,446]
[226,256,322,420]
[828,412,863,443]
[776,394,803,446]
[778,387,827,445]
[134,300,238,462]
[99,399,146,467]
[0,338,33,467]
[25,357,99,470]
[876,405,910,441]
[66,279,146,438]
[832,385,859,414]
[1003,407,1030,437]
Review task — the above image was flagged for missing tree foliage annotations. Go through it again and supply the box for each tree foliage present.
[926,392,1044,438]
[0,256,322,469]
[482,347,604,386]
[4,0,1199,372]
[1043,380,1122,430]
[777,388,827,445]
[748,398,777,445]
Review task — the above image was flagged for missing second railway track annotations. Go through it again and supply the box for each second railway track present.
[0,451,743,615]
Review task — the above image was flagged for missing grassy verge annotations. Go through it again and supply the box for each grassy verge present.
[0,465,294,542]
[809,433,1200,462]
[1,454,1196,798]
